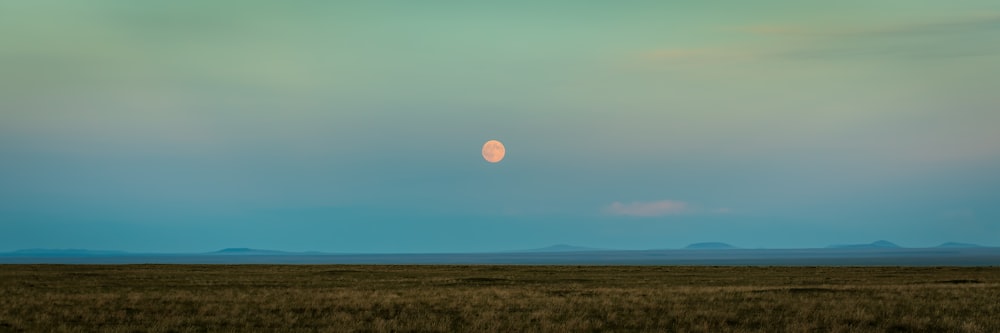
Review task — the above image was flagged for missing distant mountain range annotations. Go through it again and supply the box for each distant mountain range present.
[2,242,998,265]
[2,241,992,257]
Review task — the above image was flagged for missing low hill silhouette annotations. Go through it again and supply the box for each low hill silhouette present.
[828,240,900,249]
[209,248,293,255]
[935,242,983,248]
[518,244,604,252]
[684,242,737,250]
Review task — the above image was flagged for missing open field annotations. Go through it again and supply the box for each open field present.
[1,265,998,332]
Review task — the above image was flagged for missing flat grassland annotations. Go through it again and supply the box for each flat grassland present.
[1,265,998,332]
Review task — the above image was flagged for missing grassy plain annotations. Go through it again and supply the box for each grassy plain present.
[0,265,998,332]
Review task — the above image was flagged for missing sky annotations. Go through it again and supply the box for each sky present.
[1,1,999,253]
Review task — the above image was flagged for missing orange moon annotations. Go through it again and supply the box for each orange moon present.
[482,140,506,163]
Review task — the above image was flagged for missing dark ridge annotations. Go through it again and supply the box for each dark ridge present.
[786,287,841,293]
[751,287,852,294]
[936,279,983,284]
[459,277,510,283]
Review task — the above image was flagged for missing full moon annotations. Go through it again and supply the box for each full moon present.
[482,140,506,163]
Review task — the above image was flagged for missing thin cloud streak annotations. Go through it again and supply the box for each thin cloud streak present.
[641,13,1000,66]
[606,200,689,217]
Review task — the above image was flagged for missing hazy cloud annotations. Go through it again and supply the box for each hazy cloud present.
[641,14,1000,66]
[606,200,689,217]
[763,14,1000,60]
[740,14,1000,38]
[636,47,756,66]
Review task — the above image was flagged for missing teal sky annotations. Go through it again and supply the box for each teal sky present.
[2,1,999,252]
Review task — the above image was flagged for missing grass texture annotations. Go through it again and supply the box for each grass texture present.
[1,265,998,332]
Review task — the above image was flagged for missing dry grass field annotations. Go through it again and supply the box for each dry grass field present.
[1,265,998,332]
